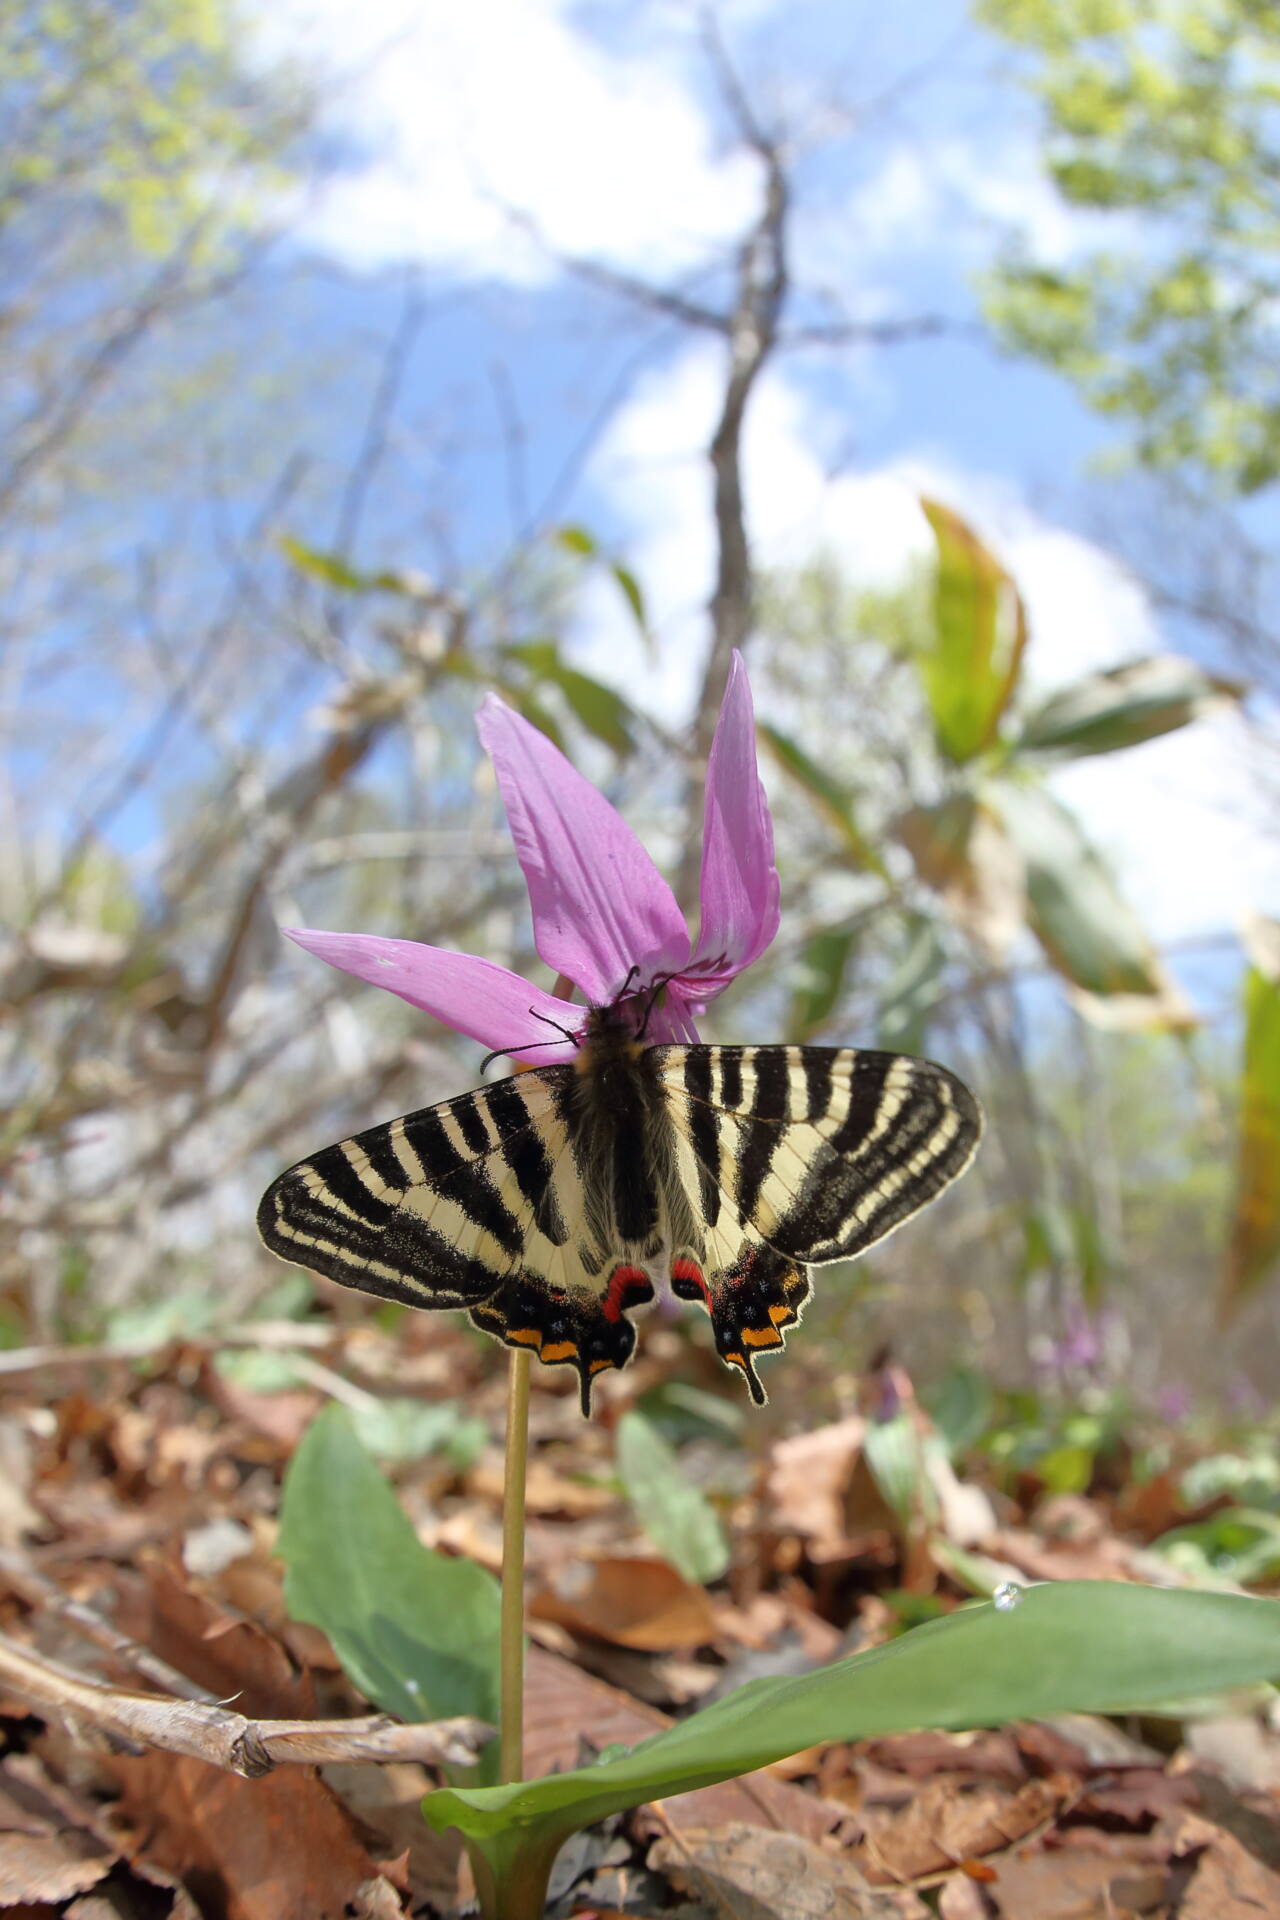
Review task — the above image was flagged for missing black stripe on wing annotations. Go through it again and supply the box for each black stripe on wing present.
[658,1045,982,1266]
[256,1066,575,1310]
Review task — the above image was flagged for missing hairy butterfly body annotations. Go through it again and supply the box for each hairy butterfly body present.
[258,1005,982,1414]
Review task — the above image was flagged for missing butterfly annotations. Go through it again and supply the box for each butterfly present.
[257,1001,982,1414]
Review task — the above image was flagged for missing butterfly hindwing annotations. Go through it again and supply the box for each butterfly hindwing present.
[653,1043,982,1401]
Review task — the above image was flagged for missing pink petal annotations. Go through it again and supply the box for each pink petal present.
[690,651,780,984]
[477,695,690,1005]
[284,928,584,1064]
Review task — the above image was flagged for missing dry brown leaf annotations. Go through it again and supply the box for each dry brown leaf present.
[321,1760,463,1913]
[0,1757,115,1906]
[649,1822,930,1918]
[466,1448,617,1519]
[1186,1713,1280,1793]
[132,1557,314,1718]
[988,1849,1167,1917]
[1170,1811,1280,1919]
[937,1873,992,1920]
[112,1752,377,1920]
[986,1527,1138,1585]
[530,1554,717,1650]
[858,1777,1062,1883]
[766,1417,868,1553]
[859,1730,1027,1788]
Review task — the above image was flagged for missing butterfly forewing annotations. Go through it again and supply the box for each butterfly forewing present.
[256,1070,573,1309]
[257,1028,982,1413]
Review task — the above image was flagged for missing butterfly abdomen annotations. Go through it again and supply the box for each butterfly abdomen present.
[570,1017,666,1252]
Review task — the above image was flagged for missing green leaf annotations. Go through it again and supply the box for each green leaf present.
[278,536,416,596]
[923,1368,992,1460]
[920,499,1028,764]
[554,524,598,557]
[757,723,887,874]
[615,1409,730,1586]
[278,1406,501,1774]
[863,1415,937,1532]
[1223,919,1280,1309]
[1152,1509,1280,1588]
[610,562,646,634]
[789,922,859,1041]
[424,1584,1280,1896]
[505,641,635,755]
[347,1397,489,1468]
[993,783,1166,1000]
[1019,654,1244,759]
[876,918,948,1054]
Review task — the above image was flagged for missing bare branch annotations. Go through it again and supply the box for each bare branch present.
[0,1631,491,1776]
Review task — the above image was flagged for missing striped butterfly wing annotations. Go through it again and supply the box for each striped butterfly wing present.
[257,1071,576,1311]
[257,1065,656,1410]
[652,1044,982,1403]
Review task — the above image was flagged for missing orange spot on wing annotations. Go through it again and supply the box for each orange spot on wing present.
[539,1340,577,1363]
[742,1324,783,1348]
[506,1327,542,1347]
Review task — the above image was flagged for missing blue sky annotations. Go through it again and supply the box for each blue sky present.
[28,0,1274,959]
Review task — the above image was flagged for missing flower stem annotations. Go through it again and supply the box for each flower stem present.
[498,1344,531,1785]
[497,972,572,1790]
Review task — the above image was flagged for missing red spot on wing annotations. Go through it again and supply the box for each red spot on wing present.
[671,1256,711,1308]
[603,1264,649,1322]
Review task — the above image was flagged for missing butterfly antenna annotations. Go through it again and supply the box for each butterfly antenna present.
[480,1013,581,1075]
[637,970,673,1040]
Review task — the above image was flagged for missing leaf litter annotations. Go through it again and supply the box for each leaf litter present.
[1,1314,1279,1917]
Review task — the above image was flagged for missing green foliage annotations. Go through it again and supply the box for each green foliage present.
[277,1406,502,1772]
[0,0,298,251]
[994,782,1168,998]
[758,722,886,873]
[978,0,1280,491]
[614,1409,730,1585]
[1018,655,1245,758]
[1152,1510,1280,1587]
[1223,920,1280,1307]
[424,1584,1280,1918]
[919,497,1027,762]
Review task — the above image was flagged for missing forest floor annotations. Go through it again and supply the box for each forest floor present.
[1,1305,1278,1920]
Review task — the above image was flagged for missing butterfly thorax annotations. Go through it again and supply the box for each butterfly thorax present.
[565,1003,668,1255]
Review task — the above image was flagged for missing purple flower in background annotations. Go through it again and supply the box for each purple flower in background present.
[285,652,778,1059]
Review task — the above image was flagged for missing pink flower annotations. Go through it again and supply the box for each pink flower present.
[284,653,778,1057]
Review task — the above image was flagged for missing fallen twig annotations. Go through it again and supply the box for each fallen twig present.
[0,1630,492,1775]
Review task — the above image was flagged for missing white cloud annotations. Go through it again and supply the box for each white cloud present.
[259,0,759,281]
[574,344,1279,943]
[835,133,1130,278]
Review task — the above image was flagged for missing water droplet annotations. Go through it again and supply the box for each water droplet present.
[993,1581,1023,1612]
